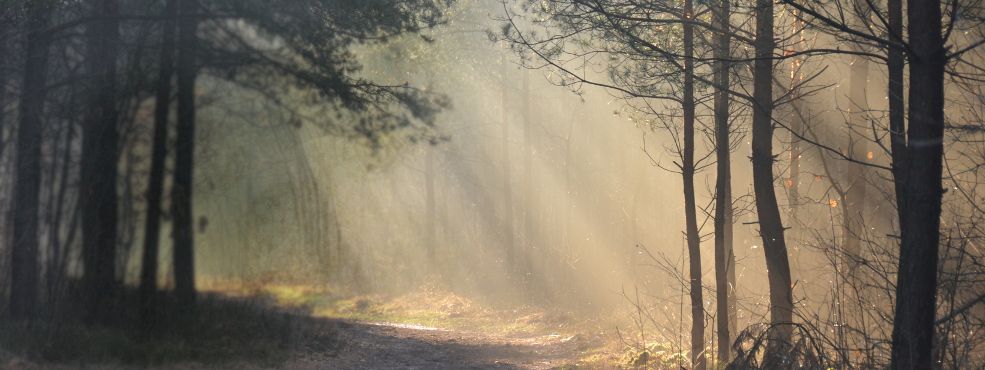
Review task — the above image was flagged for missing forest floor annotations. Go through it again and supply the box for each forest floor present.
[1,283,643,369]
[205,281,628,369]
[322,316,606,369]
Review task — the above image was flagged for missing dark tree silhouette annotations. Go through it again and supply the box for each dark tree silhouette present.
[712,0,737,362]
[80,0,122,322]
[140,0,177,321]
[171,0,199,310]
[751,0,794,359]
[9,0,53,320]
[890,1,947,368]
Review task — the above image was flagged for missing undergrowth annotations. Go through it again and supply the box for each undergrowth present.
[0,291,340,367]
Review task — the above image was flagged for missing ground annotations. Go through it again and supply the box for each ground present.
[0,283,631,369]
[324,318,603,369]
[218,282,621,369]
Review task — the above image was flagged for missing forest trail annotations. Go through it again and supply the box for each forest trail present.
[197,283,621,369]
[325,318,601,369]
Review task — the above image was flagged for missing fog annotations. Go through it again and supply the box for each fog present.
[173,0,842,327]
[2,0,983,368]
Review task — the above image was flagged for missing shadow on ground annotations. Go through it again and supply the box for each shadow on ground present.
[0,289,588,369]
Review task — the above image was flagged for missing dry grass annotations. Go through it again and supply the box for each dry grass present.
[202,280,632,367]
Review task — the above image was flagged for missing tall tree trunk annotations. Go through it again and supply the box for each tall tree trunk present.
[9,0,53,320]
[172,0,199,309]
[752,0,794,357]
[786,11,806,231]
[785,13,803,216]
[438,155,453,278]
[887,0,906,222]
[0,20,8,155]
[787,109,802,213]
[80,0,120,322]
[521,69,535,294]
[713,0,736,363]
[844,21,871,274]
[561,112,573,295]
[682,2,705,368]
[890,0,945,368]
[425,144,436,266]
[45,120,73,308]
[500,53,515,275]
[140,0,178,321]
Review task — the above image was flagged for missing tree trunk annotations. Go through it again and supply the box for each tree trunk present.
[80,0,121,322]
[45,116,75,303]
[786,12,806,226]
[0,20,8,155]
[521,69,535,294]
[172,0,199,310]
[9,0,53,320]
[713,0,736,363]
[682,2,705,368]
[500,53,515,275]
[890,1,945,368]
[844,25,870,274]
[787,108,802,214]
[140,0,177,322]
[425,144,436,266]
[752,0,795,357]
[785,18,803,217]
[887,1,906,220]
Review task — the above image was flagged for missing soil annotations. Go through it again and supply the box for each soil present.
[285,318,603,369]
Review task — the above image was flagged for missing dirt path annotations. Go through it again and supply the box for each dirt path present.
[321,319,600,369]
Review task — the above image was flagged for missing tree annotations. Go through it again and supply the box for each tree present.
[140,0,178,321]
[500,49,516,276]
[889,0,946,368]
[779,0,985,365]
[159,0,451,309]
[80,0,122,322]
[9,0,54,320]
[751,0,795,358]
[501,1,728,365]
[680,1,705,368]
[172,0,199,310]
[712,0,737,362]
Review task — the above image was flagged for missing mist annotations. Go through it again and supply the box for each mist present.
[1,0,984,368]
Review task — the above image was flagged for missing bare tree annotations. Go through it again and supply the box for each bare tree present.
[889,1,947,368]
[140,0,178,322]
[712,0,737,363]
[751,0,795,361]
[172,0,199,310]
[9,0,54,320]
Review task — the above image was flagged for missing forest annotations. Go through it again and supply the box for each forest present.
[0,0,983,369]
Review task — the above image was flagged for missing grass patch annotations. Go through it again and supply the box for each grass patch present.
[237,283,548,335]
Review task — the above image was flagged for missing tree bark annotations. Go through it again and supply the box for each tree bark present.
[887,0,906,218]
[9,0,53,320]
[0,19,8,155]
[713,0,736,363]
[172,0,199,309]
[752,0,794,356]
[140,0,177,322]
[681,2,705,368]
[890,0,946,368]
[80,0,121,322]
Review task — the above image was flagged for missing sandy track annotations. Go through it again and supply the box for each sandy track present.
[319,319,595,369]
